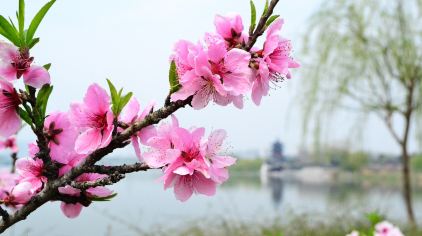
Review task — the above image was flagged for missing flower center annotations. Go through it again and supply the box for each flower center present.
[0,89,21,111]
[181,148,200,163]
[93,112,108,129]
[44,122,63,145]
[11,50,34,79]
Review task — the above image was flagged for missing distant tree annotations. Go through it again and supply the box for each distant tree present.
[302,0,422,224]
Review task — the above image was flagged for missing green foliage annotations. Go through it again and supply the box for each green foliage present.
[36,84,53,119]
[249,0,257,34]
[168,61,181,94]
[90,193,118,202]
[411,154,422,172]
[230,158,263,173]
[265,15,280,27]
[18,107,32,126]
[107,79,133,116]
[26,0,56,48]
[0,0,56,48]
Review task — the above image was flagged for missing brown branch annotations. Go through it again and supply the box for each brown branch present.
[244,0,280,51]
[0,97,192,233]
[85,163,151,175]
[10,153,17,174]
[70,172,125,190]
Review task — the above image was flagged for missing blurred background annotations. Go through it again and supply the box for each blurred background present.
[1,0,421,235]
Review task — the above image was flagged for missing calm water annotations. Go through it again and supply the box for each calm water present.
[4,170,422,236]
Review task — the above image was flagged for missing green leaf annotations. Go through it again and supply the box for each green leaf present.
[43,63,51,71]
[106,79,118,108]
[366,212,383,226]
[0,16,20,45]
[36,84,53,118]
[28,37,39,49]
[90,193,118,202]
[118,92,133,113]
[26,0,56,44]
[18,0,25,34]
[169,61,181,94]
[249,0,257,34]
[265,15,280,27]
[18,107,32,126]
[262,0,269,16]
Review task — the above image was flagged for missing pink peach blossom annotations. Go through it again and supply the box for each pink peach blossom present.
[70,84,114,154]
[251,19,299,105]
[0,41,50,88]
[214,14,248,46]
[171,38,251,109]
[144,117,235,202]
[0,79,21,137]
[15,157,46,194]
[374,221,404,236]
[44,112,79,164]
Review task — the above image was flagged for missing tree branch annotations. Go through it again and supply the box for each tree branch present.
[244,0,280,51]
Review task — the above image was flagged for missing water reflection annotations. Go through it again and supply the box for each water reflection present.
[3,171,422,236]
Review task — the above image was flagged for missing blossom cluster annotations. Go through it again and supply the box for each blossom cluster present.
[171,14,299,108]
[0,0,297,223]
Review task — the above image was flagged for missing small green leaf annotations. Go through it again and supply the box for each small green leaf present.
[169,61,181,94]
[28,37,40,49]
[18,107,32,126]
[118,92,132,113]
[265,15,280,27]
[0,16,20,45]
[43,63,51,71]
[366,212,383,226]
[249,0,257,34]
[26,0,56,44]
[262,0,269,16]
[90,193,118,202]
[36,84,53,118]
[18,0,25,34]
[106,79,118,107]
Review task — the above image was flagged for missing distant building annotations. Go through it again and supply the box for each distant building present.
[271,140,284,161]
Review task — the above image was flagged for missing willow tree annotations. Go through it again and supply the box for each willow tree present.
[302,0,422,224]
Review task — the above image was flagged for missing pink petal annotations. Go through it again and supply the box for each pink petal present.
[58,185,81,197]
[23,65,50,88]
[0,41,18,62]
[120,97,140,124]
[60,202,83,219]
[86,187,113,197]
[0,109,21,138]
[173,175,194,202]
[0,64,17,81]
[131,136,142,161]
[193,172,217,196]
[138,125,157,145]
[74,128,103,154]
[212,155,237,168]
[11,182,34,204]
[83,84,110,115]
[173,166,192,175]
[206,129,226,155]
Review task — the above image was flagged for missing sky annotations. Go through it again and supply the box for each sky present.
[1,0,418,157]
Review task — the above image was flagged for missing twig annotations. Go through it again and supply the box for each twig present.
[70,173,125,190]
[85,163,151,175]
[10,153,17,174]
[244,0,280,51]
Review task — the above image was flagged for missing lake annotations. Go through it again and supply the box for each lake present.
[4,170,422,236]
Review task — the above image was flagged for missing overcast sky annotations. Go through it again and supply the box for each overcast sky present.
[1,0,418,156]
